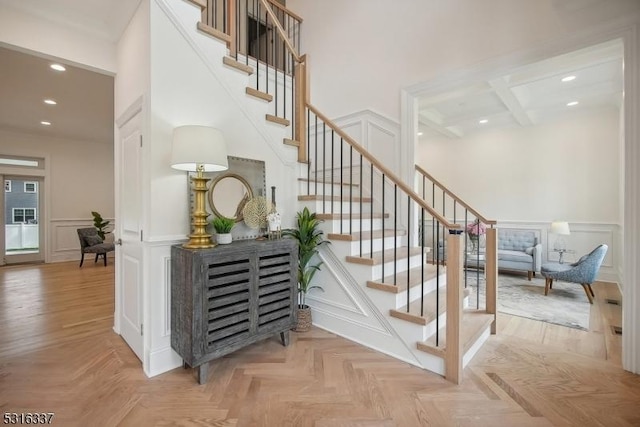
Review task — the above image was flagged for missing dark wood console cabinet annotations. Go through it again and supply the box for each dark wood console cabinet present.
[171,239,297,384]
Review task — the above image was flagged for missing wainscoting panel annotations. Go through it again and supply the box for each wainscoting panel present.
[50,218,116,263]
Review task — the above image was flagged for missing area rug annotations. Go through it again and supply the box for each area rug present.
[464,272,591,330]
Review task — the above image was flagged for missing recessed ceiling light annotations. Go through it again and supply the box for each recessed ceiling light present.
[44,99,57,105]
[561,75,576,82]
[479,119,488,124]
[417,132,424,136]
[50,63,66,71]
[40,121,51,126]
[567,101,579,107]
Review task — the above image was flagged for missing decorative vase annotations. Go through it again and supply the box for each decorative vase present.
[294,305,312,332]
[469,235,479,253]
[216,233,232,245]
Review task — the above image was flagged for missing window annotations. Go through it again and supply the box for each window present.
[12,208,36,224]
[4,180,10,192]
[24,182,37,193]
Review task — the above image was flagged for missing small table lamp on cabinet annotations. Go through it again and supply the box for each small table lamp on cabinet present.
[171,126,228,249]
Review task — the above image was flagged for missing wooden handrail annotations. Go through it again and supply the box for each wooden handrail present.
[259,0,302,63]
[264,0,304,23]
[415,164,496,226]
[308,103,460,230]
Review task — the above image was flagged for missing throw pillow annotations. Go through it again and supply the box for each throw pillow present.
[525,247,534,255]
[85,235,103,246]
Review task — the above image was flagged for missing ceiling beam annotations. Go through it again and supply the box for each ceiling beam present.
[418,111,464,139]
[488,78,534,127]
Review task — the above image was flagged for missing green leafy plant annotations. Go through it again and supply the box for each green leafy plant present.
[282,207,329,308]
[91,211,111,240]
[211,216,235,234]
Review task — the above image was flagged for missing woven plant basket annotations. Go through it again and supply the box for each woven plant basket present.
[294,306,312,332]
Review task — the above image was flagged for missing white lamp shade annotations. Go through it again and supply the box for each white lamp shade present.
[551,221,571,235]
[170,125,229,172]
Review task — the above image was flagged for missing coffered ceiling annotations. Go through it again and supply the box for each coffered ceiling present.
[417,39,624,139]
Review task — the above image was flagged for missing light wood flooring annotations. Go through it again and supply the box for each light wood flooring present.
[1,261,639,426]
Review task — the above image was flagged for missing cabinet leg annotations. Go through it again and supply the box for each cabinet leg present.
[280,331,290,346]
[197,363,208,385]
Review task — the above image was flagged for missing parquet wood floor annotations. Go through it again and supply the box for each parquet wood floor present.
[1,262,639,426]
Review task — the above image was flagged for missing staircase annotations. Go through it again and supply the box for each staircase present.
[181,0,498,384]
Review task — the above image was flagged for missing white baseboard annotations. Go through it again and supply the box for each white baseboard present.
[145,345,183,378]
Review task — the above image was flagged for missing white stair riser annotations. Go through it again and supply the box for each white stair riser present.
[298,181,362,195]
[324,218,386,233]
[371,254,427,280]
[328,236,406,258]
[300,199,373,214]
[394,273,445,308]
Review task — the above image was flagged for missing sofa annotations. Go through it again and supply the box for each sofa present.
[437,229,542,280]
[494,229,542,279]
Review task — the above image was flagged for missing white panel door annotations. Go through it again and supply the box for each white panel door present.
[116,110,144,361]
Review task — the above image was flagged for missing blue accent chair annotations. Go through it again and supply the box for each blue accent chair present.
[540,244,608,304]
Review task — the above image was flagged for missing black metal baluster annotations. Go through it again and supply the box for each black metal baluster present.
[314,114,318,196]
[331,130,334,215]
[382,173,385,281]
[370,163,373,257]
[421,207,425,317]
[432,182,436,264]
[435,221,440,346]
[359,154,363,257]
[306,109,310,195]
[349,146,353,235]
[322,122,326,213]
[245,0,249,66]
[394,184,397,286]
[406,196,410,312]
[340,137,344,234]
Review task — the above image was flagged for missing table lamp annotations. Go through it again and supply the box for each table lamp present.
[551,221,570,262]
[171,126,228,249]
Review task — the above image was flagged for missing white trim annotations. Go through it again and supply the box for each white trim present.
[115,95,144,129]
[146,345,182,378]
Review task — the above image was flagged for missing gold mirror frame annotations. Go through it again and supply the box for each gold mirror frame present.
[208,173,253,223]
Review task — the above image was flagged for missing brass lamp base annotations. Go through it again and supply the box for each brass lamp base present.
[183,169,215,249]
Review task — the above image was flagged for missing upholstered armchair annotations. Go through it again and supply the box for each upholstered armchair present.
[77,227,116,267]
[540,244,608,304]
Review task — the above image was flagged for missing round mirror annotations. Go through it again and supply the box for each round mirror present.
[208,173,253,222]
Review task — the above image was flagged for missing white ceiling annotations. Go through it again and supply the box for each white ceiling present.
[0,0,140,144]
[418,39,624,140]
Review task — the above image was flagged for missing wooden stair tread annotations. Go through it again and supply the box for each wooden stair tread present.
[283,138,300,147]
[298,178,359,187]
[346,246,426,266]
[298,195,372,202]
[198,22,231,43]
[417,310,494,357]
[187,0,206,8]
[223,56,253,74]
[246,87,273,102]
[328,229,406,242]
[390,287,471,325]
[266,114,290,126]
[367,263,440,294]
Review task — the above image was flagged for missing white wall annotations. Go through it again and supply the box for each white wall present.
[417,107,620,223]
[287,0,640,122]
[0,128,114,262]
[0,3,116,73]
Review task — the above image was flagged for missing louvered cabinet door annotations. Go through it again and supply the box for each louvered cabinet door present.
[204,253,254,357]
[256,243,297,335]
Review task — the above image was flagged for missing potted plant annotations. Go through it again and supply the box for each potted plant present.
[282,207,329,332]
[465,219,487,253]
[212,216,235,244]
[91,211,111,240]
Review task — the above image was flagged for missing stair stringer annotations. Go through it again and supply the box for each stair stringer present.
[156,0,297,167]
[308,245,446,375]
